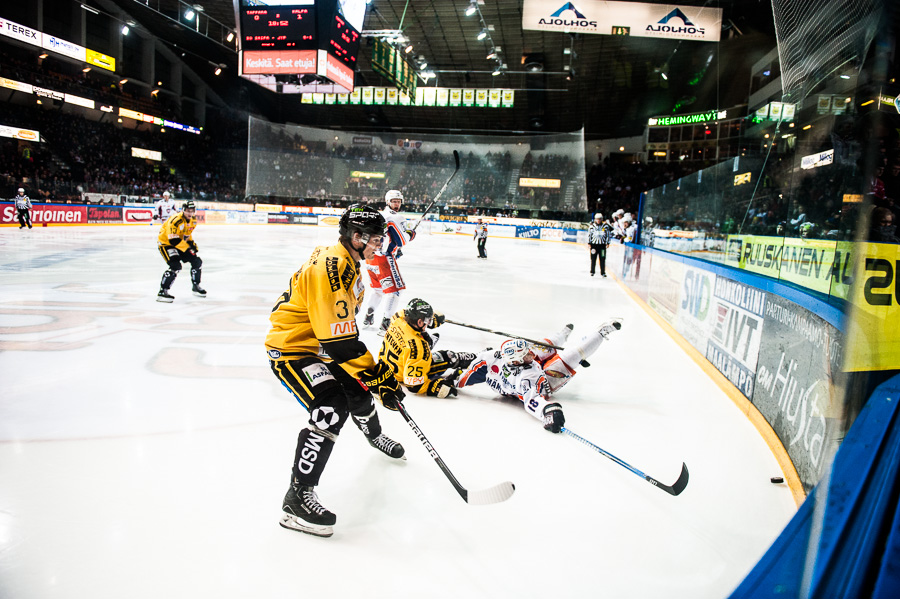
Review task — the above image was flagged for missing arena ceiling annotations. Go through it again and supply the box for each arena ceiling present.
[106,0,778,138]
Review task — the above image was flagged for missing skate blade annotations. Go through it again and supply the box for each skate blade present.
[279,513,333,538]
[192,292,207,297]
[156,297,174,303]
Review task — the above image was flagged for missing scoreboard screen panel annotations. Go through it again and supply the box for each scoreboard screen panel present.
[239,3,316,51]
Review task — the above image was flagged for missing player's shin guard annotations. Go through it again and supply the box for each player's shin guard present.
[190,268,206,297]
[160,269,178,291]
[292,426,337,487]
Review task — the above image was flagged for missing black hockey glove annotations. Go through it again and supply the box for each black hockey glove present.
[426,378,458,399]
[542,403,565,434]
[360,362,405,411]
[187,239,198,252]
[428,311,445,328]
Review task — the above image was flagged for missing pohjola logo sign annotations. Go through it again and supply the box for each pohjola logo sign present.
[540,3,598,29]
[646,8,705,37]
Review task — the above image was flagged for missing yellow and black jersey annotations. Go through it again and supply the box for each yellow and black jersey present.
[265,243,376,378]
[379,312,449,395]
[157,211,197,250]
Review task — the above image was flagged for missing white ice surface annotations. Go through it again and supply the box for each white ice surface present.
[0,224,797,599]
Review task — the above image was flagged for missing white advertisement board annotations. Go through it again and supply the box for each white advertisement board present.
[522,0,722,42]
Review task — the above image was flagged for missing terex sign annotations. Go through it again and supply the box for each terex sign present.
[241,50,317,75]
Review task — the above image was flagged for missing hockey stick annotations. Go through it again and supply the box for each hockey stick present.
[561,427,689,496]
[395,400,515,505]
[411,150,461,231]
[445,319,564,350]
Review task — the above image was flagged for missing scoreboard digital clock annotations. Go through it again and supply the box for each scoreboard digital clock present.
[324,12,360,67]
[239,5,316,50]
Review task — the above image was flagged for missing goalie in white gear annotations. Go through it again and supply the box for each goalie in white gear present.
[455,319,622,433]
[361,190,417,335]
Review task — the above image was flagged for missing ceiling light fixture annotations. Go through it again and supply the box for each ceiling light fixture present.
[119,78,128,85]
[226,31,235,42]
[486,48,497,60]
[121,25,129,35]
[477,28,487,41]
[214,67,222,75]
[39,53,48,59]
[405,44,413,53]
[661,72,668,80]
[465,1,477,17]
[184,9,195,21]
[80,4,99,16]
[82,66,91,73]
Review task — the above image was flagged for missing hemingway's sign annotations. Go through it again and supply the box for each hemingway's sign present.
[522,1,722,42]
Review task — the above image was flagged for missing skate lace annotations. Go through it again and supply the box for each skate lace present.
[302,489,328,515]
[371,434,396,452]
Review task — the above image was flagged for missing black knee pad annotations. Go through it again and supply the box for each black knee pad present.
[166,258,183,271]
[306,380,350,437]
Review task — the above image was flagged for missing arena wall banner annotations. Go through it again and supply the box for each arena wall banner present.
[254,203,283,213]
[318,214,341,227]
[86,205,123,224]
[204,211,228,224]
[122,207,154,225]
[539,227,563,241]
[752,293,843,492]
[194,201,253,212]
[647,256,684,325]
[516,225,541,239]
[845,241,900,371]
[726,234,853,299]
[247,212,268,224]
[81,193,120,204]
[705,276,767,399]
[675,265,718,354]
[1,203,87,225]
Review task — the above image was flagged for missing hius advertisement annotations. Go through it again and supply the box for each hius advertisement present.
[705,276,766,398]
[752,294,843,492]
[522,1,722,41]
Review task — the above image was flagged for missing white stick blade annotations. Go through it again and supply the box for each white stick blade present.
[466,481,516,505]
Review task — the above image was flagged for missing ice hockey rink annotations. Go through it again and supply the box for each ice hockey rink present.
[0,223,798,599]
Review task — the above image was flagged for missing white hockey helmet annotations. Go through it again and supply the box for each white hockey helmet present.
[594,212,603,221]
[385,189,403,203]
[623,212,633,223]
[500,338,532,365]
[17,187,24,194]
[162,191,171,198]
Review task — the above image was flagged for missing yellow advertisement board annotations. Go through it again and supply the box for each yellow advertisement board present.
[86,49,115,72]
[845,242,900,371]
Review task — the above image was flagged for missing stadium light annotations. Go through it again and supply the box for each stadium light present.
[405,44,413,53]
[119,78,128,85]
[214,66,222,76]
[184,9,195,21]
[121,25,129,35]
[465,2,477,17]
[82,66,91,73]
[226,31,235,43]
[661,72,668,80]
[477,28,487,41]
[486,48,497,60]
[39,53,48,59]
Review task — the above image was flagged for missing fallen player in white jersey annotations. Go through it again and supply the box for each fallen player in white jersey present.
[454,319,622,432]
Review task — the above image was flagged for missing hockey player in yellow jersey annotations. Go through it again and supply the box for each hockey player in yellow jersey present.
[266,204,406,538]
[156,200,205,302]
[379,298,476,398]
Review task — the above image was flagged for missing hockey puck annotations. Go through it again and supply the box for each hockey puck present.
[770,477,784,484]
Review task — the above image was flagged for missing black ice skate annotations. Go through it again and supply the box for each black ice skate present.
[280,483,336,537]
[367,433,406,460]
[377,317,390,337]
[192,284,207,297]
[598,319,622,338]
[156,289,174,303]
[362,309,375,327]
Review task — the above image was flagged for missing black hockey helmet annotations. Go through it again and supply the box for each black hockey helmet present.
[339,204,385,240]
[182,200,196,211]
[404,297,434,326]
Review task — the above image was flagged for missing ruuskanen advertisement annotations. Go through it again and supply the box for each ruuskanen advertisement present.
[705,276,766,398]
[751,293,843,492]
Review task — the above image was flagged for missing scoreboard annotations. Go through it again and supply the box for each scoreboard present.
[239,5,315,50]
[236,0,362,94]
